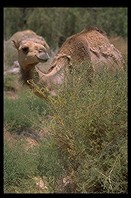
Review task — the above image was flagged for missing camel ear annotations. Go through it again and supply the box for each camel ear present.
[11,40,19,49]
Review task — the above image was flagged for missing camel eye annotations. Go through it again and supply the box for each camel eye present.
[22,47,29,54]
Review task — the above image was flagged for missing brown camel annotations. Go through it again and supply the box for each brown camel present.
[12,27,125,98]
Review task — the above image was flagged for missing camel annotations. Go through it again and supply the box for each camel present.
[11,30,50,86]
[34,27,125,96]
[12,27,125,98]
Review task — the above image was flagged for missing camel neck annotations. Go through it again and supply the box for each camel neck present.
[20,64,36,85]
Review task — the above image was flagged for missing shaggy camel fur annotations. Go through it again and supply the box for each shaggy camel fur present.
[35,27,125,95]
[13,27,125,97]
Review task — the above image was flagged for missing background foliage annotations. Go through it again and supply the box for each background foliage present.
[4,7,127,48]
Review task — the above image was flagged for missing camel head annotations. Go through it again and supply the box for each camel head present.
[12,35,50,85]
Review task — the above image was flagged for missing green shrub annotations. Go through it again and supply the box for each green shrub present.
[4,139,39,193]
[4,62,128,193]
[4,90,50,133]
[44,64,128,193]
[38,137,64,177]
[4,74,20,91]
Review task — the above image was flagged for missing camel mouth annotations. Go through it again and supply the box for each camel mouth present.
[36,52,50,63]
[37,57,49,63]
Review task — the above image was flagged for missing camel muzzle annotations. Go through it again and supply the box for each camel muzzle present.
[36,52,50,62]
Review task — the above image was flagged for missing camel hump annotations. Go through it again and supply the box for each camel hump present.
[83,26,107,36]
[62,26,107,48]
